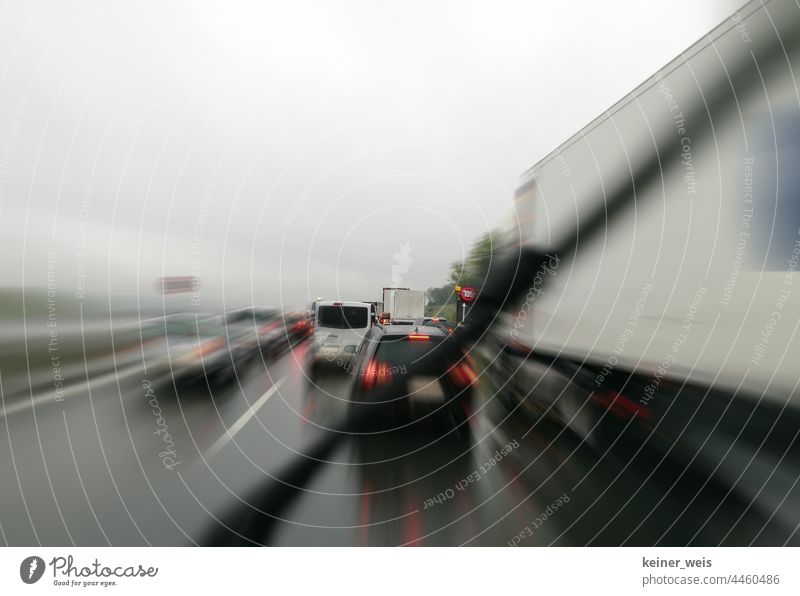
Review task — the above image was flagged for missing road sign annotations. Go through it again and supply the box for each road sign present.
[460,286,477,302]
[454,285,461,293]
[155,276,200,294]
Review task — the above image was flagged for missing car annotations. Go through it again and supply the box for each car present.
[156,313,238,385]
[349,324,476,431]
[420,317,454,333]
[222,308,313,363]
[223,306,292,358]
[307,300,372,377]
[283,311,313,345]
[261,311,313,359]
[422,316,447,323]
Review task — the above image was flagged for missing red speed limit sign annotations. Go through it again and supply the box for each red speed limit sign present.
[460,286,477,302]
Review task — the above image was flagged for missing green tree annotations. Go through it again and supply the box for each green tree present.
[426,284,455,307]
[450,229,498,289]
[425,228,500,318]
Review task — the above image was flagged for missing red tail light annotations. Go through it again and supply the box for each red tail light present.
[362,360,392,391]
[449,361,477,387]
[407,333,429,341]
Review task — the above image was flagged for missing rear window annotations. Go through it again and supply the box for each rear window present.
[374,335,443,372]
[317,305,369,329]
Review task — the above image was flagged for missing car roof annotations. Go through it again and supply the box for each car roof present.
[316,300,371,308]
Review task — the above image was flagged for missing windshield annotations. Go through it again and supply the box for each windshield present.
[317,305,369,329]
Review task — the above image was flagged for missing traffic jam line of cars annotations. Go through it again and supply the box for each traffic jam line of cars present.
[307,300,477,433]
[142,308,312,387]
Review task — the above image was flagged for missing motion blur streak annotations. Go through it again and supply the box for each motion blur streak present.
[2,0,800,548]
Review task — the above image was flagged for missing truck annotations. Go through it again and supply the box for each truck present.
[380,288,425,323]
[490,0,800,529]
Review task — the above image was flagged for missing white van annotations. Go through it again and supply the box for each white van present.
[308,301,371,375]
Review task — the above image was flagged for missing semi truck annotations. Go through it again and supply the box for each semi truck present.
[380,288,425,323]
[490,0,800,530]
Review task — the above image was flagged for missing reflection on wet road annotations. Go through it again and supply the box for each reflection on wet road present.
[0,342,794,546]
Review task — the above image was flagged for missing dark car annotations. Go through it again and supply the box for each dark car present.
[156,313,238,385]
[388,318,415,326]
[223,307,284,358]
[420,317,454,334]
[261,311,313,359]
[282,311,313,345]
[349,324,476,431]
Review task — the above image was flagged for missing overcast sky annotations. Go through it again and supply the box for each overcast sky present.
[0,0,747,310]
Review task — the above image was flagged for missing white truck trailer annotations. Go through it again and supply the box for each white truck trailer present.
[490,0,800,527]
[381,288,425,323]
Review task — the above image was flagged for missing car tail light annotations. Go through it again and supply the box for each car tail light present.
[362,360,392,391]
[333,301,342,306]
[407,333,429,341]
[449,361,477,387]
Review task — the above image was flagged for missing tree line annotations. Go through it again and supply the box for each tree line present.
[425,229,499,319]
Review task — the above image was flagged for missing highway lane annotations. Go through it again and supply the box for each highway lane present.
[0,343,303,545]
[1,340,796,546]
[255,368,797,547]
[181,343,799,546]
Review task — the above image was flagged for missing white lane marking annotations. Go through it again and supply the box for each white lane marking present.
[204,376,286,460]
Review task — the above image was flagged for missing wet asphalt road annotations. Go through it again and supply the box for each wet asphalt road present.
[0,341,795,546]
